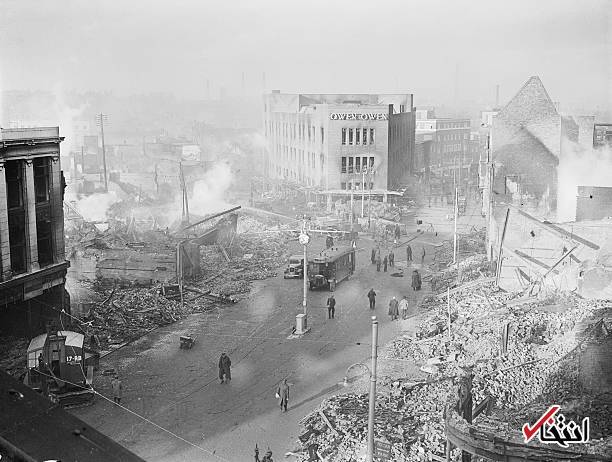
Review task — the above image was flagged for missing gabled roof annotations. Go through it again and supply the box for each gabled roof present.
[498,76,558,121]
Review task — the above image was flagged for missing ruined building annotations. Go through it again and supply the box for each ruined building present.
[0,127,69,335]
[491,76,578,215]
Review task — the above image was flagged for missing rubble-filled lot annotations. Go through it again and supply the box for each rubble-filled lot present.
[296,232,612,461]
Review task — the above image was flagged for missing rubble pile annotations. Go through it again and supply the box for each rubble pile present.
[300,271,611,460]
[0,337,29,377]
[432,228,487,270]
[84,287,189,348]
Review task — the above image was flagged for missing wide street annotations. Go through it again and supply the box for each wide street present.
[71,206,476,461]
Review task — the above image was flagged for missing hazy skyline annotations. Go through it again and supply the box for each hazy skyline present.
[1,0,610,110]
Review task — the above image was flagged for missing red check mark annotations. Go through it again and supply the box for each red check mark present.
[522,406,560,442]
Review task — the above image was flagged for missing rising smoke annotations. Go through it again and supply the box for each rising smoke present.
[557,139,612,222]
[184,161,234,217]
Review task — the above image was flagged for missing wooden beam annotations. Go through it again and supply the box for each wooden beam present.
[495,208,510,287]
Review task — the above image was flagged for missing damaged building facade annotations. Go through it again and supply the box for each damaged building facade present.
[0,127,69,335]
[490,76,579,217]
[263,92,416,194]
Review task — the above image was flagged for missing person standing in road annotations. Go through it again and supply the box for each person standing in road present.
[388,297,399,321]
[376,254,381,272]
[399,295,409,319]
[371,248,376,264]
[421,246,426,265]
[111,375,123,404]
[406,244,412,263]
[326,294,336,319]
[383,255,388,272]
[394,224,401,241]
[219,353,232,383]
[389,250,395,267]
[367,288,377,310]
[412,270,422,291]
[277,378,290,412]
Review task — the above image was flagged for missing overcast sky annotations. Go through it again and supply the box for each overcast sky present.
[1,0,610,109]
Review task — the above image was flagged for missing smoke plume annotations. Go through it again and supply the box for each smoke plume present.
[186,161,234,217]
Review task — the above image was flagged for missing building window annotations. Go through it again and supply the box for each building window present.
[369,128,375,144]
[6,160,27,273]
[369,182,374,190]
[348,157,353,173]
[356,128,361,145]
[362,156,368,171]
[342,128,347,145]
[34,158,53,267]
[341,182,347,190]
[355,157,361,172]
[341,156,347,173]
[369,156,374,168]
[348,128,354,145]
[362,128,368,145]
[321,127,324,144]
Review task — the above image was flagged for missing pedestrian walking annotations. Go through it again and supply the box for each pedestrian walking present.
[383,255,388,272]
[389,250,394,267]
[388,297,399,321]
[371,248,376,264]
[111,375,123,404]
[276,378,290,412]
[367,288,377,310]
[375,246,381,261]
[394,224,401,241]
[376,255,381,272]
[218,352,232,383]
[326,294,336,319]
[411,270,422,291]
[421,246,426,265]
[406,244,412,262]
[399,295,409,319]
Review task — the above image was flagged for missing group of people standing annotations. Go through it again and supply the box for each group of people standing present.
[370,247,395,272]
[367,290,411,321]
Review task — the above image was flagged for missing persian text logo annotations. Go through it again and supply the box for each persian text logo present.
[522,405,590,448]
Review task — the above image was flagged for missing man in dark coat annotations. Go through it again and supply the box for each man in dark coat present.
[219,353,232,383]
[371,248,376,264]
[376,255,381,272]
[277,378,290,412]
[367,288,377,310]
[383,255,388,272]
[412,270,420,291]
[326,294,336,319]
[388,297,399,321]
[389,250,395,267]
[394,224,401,241]
[406,244,412,262]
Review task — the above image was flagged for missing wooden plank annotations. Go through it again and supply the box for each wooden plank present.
[318,410,340,437]
[495,208,510,287]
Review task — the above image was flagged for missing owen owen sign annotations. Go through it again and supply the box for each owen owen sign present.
[329,113,388,121]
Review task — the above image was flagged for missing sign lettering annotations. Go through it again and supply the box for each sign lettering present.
[329,113,388,121]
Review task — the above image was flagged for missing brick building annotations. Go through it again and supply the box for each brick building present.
[490,76,578,214]
[0,127,69,335]
[263,93,415,195]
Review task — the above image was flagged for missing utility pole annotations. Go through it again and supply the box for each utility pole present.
[179,161,190,224]
[367,316,379,462]
[453,186,459,265]
[80,146,85,179]
[95,113,109,192]
[299,217,310,316]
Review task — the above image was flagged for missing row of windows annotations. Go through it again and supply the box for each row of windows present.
[341,156,375,174]
[341,128,375,145]
[340,181,374,190]
[273,145,322,170]
[437,133,468,141]
[274,166,317,186]
[266,120,325,145]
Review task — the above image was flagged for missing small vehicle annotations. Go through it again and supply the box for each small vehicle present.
[308,245,356,291]
[283,255,304,279]
[24,330,98,407]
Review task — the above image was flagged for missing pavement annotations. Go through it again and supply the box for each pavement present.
[70,218,450,462]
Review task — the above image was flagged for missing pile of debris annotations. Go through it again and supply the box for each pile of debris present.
[82,286,189,349]
[432,228,487,270]
[0,337,30,377]
[298,272,611,460]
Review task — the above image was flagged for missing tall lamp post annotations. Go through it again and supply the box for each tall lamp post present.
[343,316,379,461]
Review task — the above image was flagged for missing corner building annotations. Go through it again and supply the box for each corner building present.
[263,93,415,193]
[0,127,69,335]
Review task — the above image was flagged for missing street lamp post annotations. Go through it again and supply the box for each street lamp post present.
[298,217,310,316]
[343,316,379,462]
